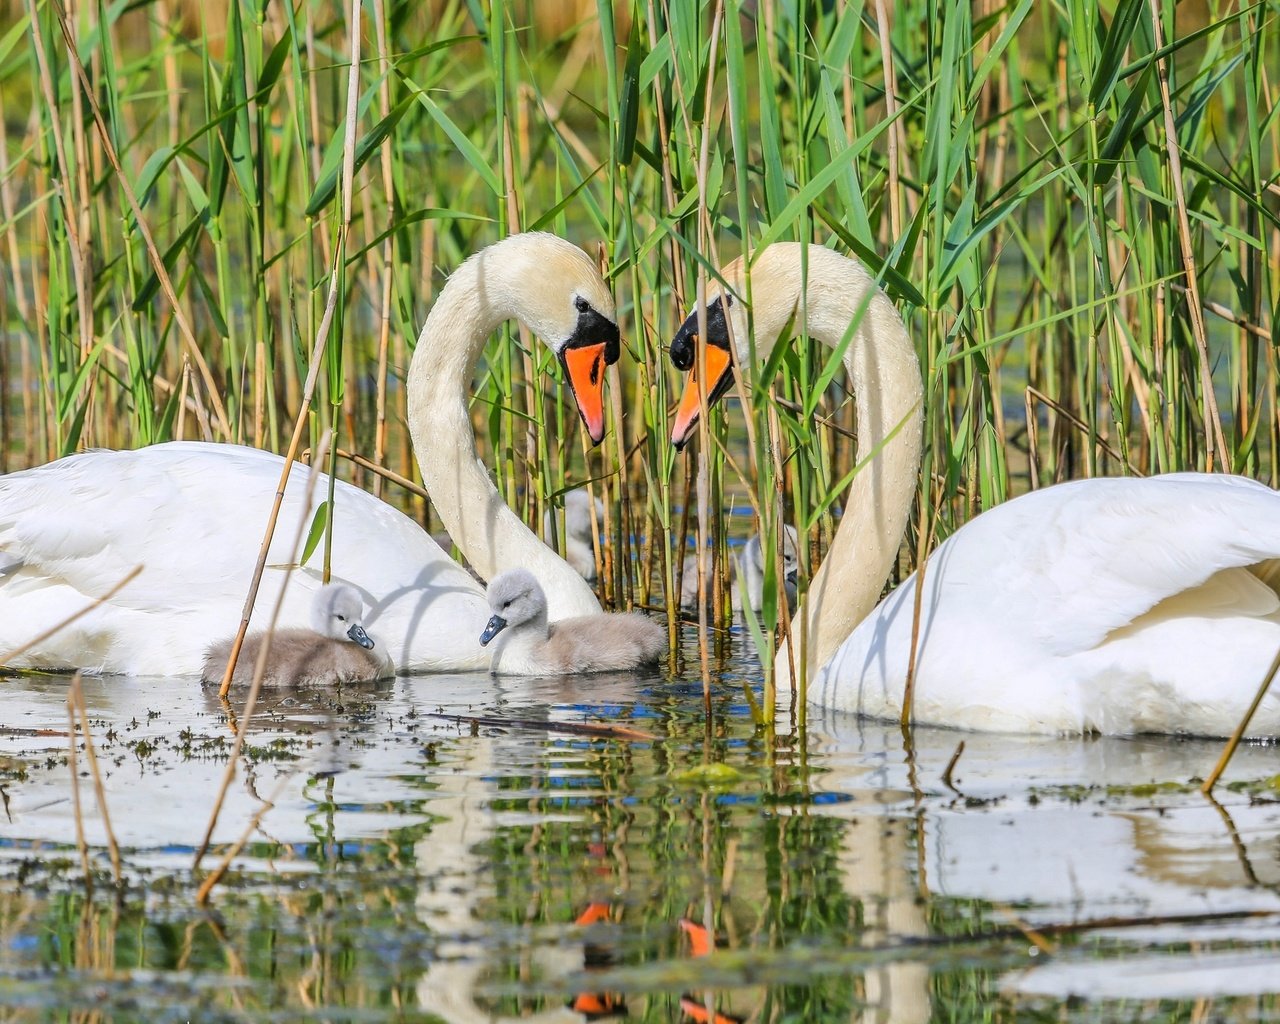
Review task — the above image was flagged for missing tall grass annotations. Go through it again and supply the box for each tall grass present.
[2,0,1277,702]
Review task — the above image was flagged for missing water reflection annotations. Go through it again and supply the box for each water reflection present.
[809,713,1280,914]
[0,648,1277,1021]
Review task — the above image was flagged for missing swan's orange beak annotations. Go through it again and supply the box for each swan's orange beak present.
[678,995,744,1024]
[562,342,609,445]
[678,918,716,957]
[671,342,733,450]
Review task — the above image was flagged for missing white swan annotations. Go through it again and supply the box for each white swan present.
[0,233,618,675]
[480,568,666,675]
[201,582,392,687]
[669,243,1280,736]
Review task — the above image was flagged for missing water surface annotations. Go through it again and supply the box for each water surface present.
[2,636,1279,1022]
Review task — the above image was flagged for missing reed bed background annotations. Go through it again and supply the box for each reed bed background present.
[2,0,1278,676]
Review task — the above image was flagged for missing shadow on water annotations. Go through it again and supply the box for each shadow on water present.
[1,635,1279,1022]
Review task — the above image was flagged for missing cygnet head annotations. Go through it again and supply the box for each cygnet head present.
[543,487,606,581]
[311,583,375,650]
[480,569,548,646]
[744,525,800,586]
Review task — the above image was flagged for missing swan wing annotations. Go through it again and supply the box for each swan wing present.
[818,473,1280,733]
[0,442,472,603]
[0,444,255,602]
[935,473,1280,656]
[0,442,488,672]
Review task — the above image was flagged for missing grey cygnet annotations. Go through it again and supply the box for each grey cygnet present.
[480,568,665,675]
[202,583,392,687]
[680,525,800,615]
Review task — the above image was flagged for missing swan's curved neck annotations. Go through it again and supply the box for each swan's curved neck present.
[760,247,923,680]
[405,247,602,619]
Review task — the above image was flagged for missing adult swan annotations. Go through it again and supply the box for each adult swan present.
[669,243,1280,736]
[0,233,618,676]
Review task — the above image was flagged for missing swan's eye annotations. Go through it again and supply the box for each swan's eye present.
[337,614,347,622]
[574,296,590,313]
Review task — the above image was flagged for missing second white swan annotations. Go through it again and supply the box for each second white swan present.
[668,243,1280,736]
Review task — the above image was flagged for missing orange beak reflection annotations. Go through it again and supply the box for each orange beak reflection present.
[562,342,609,445]
[671,342,733,449]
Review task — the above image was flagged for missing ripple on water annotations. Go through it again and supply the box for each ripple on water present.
[1,641,1278,1022]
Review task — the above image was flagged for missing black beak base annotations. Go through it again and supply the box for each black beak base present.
[669,295,730,371]
[571,306,621,364]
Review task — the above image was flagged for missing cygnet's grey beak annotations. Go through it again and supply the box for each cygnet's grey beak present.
[785,568,799,587]
[346,623,375,650]
[479,615,508,647]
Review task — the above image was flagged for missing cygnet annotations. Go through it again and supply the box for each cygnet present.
[480,568,665,675]
[543,487,606,581]
[202,583,392,687]
[680,525,800,616]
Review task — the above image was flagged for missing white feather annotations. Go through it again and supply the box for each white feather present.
[0,442,486,674]
[812,474,1280,735]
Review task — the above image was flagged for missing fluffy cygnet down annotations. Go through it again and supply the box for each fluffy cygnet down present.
[680,525,800,615]
[480,568,665,675]
[202,583,393,687]
[542,487,606,581]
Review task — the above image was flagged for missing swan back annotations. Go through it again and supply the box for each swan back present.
[813,472,1280,735]
[944,474,1280,656]
[407,234,618,624]
[0,442,489,674]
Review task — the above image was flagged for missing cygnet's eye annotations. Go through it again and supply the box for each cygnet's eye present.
[337,614,347,622]
[574,295,590,313]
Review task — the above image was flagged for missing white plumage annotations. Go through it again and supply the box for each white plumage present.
[0,443,484,674]
[813,473,1280,735]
